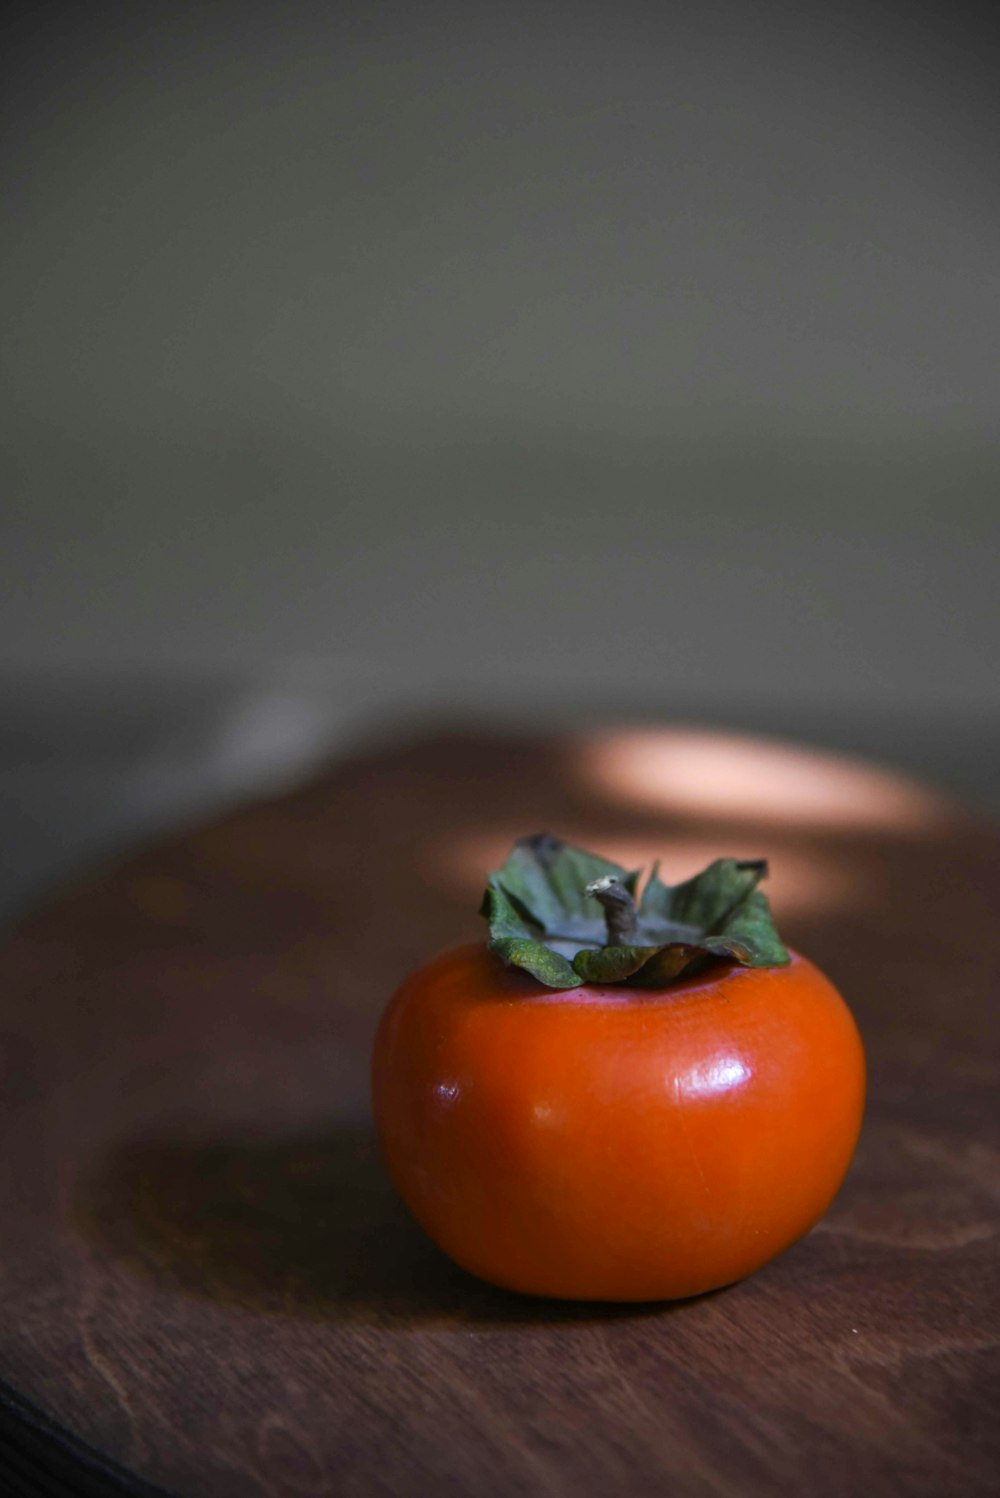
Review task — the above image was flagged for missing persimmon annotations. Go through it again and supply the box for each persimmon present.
[372,835,865,1301]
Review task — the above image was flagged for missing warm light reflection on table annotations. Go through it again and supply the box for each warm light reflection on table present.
[421,728,958,921]
[576,727,951,833]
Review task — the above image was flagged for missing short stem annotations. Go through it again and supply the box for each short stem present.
[585,876,639,947]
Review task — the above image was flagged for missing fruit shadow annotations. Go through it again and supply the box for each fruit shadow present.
[77,1126,681,1328]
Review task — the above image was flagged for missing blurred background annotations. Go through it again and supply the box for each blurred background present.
[2,0,998,924]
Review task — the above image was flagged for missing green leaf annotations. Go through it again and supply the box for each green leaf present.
[494,833,639,938]
[481,835,790,990]
[479,876,580,988]
[570,943,664,984]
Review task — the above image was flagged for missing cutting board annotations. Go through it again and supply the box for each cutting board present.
[1,724,997,1497]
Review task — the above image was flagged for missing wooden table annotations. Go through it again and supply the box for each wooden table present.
[1,726,997,1496]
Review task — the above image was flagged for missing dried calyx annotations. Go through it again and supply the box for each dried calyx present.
[480,833,790,990]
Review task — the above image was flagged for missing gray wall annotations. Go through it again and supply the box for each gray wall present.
[3,1,998,717]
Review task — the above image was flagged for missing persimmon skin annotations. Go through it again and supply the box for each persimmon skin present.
[372,943,865,1301]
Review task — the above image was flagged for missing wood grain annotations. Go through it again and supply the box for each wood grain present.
[0,726,997,1497]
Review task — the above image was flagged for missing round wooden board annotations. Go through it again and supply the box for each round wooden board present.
[0,725,998,1497]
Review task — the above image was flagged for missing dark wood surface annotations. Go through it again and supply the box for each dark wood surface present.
[1,725,998,1497]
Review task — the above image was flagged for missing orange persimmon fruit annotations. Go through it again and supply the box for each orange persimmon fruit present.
[372,836,865,1301]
